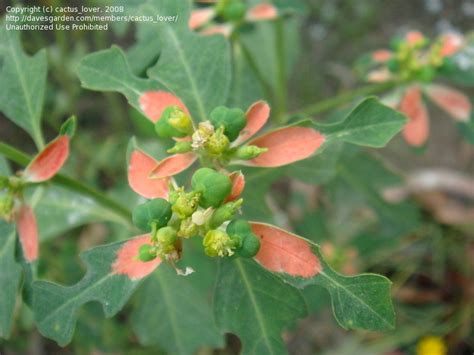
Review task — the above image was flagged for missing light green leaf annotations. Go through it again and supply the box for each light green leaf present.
[27,185,130,241]
[316,98,406,148]
[76,46,157,111]
[0,222,22,338]
[146,27,231,121]
[132,264,224,355]
[33,240,145,346]
[213,258,307,355]
[0,25,46,147]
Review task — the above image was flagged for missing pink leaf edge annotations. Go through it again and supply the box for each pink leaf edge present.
[247,126,325,167]
[128,150,170,199]
[24,135,70,183]
[16,204,39,262]
[112,235,161,280]
[188,8,215,30]
[425,84,471,122]
[149,153,197,179]
[236,100,270,144]
[139,91,190,123]
[399,87,430,147]
[226,171,245,202]
[247,3,278,21]
[251,222,322,278]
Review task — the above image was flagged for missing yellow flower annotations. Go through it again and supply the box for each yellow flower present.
[416,336,447,355]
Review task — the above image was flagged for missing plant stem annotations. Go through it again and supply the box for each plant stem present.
[274,18,288,123]
[0,142,132,222]
[287,81,397,119]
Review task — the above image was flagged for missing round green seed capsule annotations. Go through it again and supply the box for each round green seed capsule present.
[209,106,246,142]
[133,198,172,232]
[226,219,261,258]
[138,244,156,262]
[221,1,247,21]
[191,168,232,208]
[238,233,260,257]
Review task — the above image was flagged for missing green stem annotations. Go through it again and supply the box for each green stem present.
[0,142,132,223]
[287,81,397,119]
[237,40,275,103]
[274,18,288,123]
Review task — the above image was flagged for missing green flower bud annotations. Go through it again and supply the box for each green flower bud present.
[387,58,399,73]
[155,106,193,138]
[0,194,14,219]
[0,176,9,190]
[167,141,193,154]
[203,229,238,257]
[234,145,268,160]
[138,244,156,262]
[171,190,200,219]
[133,198,172,232]
[389,36,403,51]
[220,1,247,21]
[226,219,260,258]
[157,226,177,246]
[191,168,232,208]
[417,66,436,82]
[439,57,456,74]
[209,199,243,229]
[209,106,246,142]
[178,217,199,238]
[204,126,230,156]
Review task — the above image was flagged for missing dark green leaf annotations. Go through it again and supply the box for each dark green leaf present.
[132,264,224,354]
[33,240,145,346]
[213,258,307,355]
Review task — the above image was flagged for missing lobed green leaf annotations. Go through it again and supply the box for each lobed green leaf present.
[213,258,307,355]
[316,98,407,148]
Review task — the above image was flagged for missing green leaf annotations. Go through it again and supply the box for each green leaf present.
[335,149,420,236]
[316,98,406,148]
[292,246,395,331]
[0,25,46,147]
[285,142,343,184]
[76,46,157,111]
[228,43,264,108]
[33,240,145,346]
[239,17,301,94]
[146,27,231,121]
[213,258,307,355]
[132,264,224,354]
[26,185,129,241]
[251,224,395,331]
[0,221,22,338]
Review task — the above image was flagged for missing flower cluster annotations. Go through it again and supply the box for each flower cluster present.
[0,117,74,262]
[362,31,472,146]
[127,92,325,265]
[189,0,278,37]
[132,167,259,262]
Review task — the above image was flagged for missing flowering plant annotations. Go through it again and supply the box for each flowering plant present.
[0,1,473,354]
